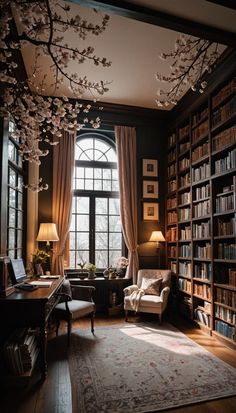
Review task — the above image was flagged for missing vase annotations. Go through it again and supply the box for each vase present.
[88,271,96,279]
[34,263,44,276]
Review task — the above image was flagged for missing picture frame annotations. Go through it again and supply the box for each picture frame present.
[142,159,158,177]
[143,180,158,199]
[143,202,159,221]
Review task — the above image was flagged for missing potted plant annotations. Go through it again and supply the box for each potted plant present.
[85,262,96,279]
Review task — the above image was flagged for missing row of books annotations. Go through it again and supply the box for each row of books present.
[167,196,177,209]
[215,320,235,341]
[179,244,191,258]
[179,172,190,188]
[215,304,236,324]
[192,119,209,144]
[193,199,211,218]
[179,191,191,204]
[212,77,236,109]
[179,261,191,277]
[178,207,191,221]
[3,328,39,376]
[194,263,212,280]
[167,163,177,176]
[178,278,191,293]
[215,287,236,308]
[179,226,191,240]
[216,217,236,236]
[193,221,211,238]
[193,283,211,300]
[214,147,236,174]
[166,227,177,242]
[194,183,210,200]
[167,149,176,163]
[212,125,236,153]
[215,193,235,213]
[192,162,210,182]
[194,306,211,327]
[228,268,236,286]
[192,140,209,162]
[212,95,236,128]
[179,157,190,171]
[179,124,190,139]
[192,107,208,127]
[217,243,236,260]
[167,211,177,224]
[194,243,211,260]
[179,296,192,317]
[179,141,190,155]
[168,132,176,148]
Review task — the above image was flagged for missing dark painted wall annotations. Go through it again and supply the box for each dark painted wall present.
[38,103,168,269]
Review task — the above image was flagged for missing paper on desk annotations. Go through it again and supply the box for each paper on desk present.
[29,280,52,287]
[40,275,60,279]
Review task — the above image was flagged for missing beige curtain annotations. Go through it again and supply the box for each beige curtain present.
[115,125,139,282]
[51,130,75,275]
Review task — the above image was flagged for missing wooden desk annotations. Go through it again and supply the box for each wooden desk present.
[0,277,64,380]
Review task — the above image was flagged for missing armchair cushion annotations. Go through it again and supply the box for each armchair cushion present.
[140,277,162,295]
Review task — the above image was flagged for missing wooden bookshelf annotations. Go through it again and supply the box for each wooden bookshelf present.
[165,73,236,349]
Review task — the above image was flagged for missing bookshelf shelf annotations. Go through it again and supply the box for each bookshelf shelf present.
[165,71,236,349]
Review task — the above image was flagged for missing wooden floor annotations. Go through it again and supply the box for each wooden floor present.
[0,313,235,413]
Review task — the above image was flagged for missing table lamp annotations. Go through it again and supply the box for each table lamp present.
[36,223,59,252]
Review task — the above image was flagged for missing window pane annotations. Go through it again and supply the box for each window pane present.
[9,208,16,227]
[109,198,120,215]
[9,168,16,186]
[109,216,121,232]
[85,168,93,178]
[96,198,107,214]
[112,181,119,191]
[94,179,102,190]
[109,233,122,249]
[103,180,111,191]
[8,141,15,162]
[69,251,75,268]
[17,230,22,248]
[70,232,76,248]
[18,192,23,209]
[77,233,89,249]
[112,169,118,180]
[94,168,102,179]
[76,251,89,267]
[85,179,93,190]
[95,232,107,249]
[103,169,111,179]
[70,214,76,230]
[109,250,122,267]
[77,197,89,214]
[9,188,15,207]
[8,229,15,249]
[18,211,23,229]
[17,249,22,259]
[95,251,108,268]
[75,179,84,190]
[96,215,108,231]
[77,215,89,231]
[75,167,84,178]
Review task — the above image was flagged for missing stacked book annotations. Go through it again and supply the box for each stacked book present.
[3,328,39,376]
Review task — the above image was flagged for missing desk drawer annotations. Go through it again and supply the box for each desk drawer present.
[45,295,60,320]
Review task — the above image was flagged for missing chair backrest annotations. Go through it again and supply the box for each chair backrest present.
[137,269,171,290]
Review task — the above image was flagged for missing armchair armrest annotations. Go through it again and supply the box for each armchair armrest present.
[123,284,139,296]
[160,286,170,311]
[70,284,96,302]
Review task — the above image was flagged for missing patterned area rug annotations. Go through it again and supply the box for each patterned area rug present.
[68,323,236,413]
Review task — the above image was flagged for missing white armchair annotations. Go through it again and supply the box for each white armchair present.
[123,269,171,322]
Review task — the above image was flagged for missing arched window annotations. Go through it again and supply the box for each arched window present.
[69,131,123,269]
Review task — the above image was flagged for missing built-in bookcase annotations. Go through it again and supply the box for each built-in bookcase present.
[166,73,236,350]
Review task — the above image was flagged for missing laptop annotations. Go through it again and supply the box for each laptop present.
[8,259,38,290]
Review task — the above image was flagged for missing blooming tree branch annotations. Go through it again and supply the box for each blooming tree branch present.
[0,0,112,191]
[156,35,221,107]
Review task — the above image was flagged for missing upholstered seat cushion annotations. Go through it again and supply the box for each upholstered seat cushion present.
[55,300,95,319]
[124,294,162,309]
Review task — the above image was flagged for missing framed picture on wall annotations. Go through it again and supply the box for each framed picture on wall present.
[142,159,158,177]
[143,180,158,199]
[143,202,159,221]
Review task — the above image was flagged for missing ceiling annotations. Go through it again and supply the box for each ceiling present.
[18,0,236,110]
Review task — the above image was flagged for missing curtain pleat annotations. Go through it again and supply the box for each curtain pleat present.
[115,125,139,283]
[51,130,75,275]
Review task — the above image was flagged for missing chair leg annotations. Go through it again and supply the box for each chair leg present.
[67,318,72,346]
[91,312,95,333]
[125,310,128,322]
[56,319,60,336]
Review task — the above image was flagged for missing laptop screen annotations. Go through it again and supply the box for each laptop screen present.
[9,258,27,285]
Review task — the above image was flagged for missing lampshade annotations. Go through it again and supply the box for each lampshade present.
[149,231,165,248]
[36,223,59,245]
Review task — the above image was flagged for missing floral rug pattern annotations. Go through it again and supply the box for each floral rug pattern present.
[68,323,236,413]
